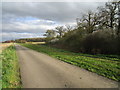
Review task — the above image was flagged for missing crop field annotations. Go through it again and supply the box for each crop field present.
[25,42,45,45]
[1,45,21,88]
[21,43,120,81]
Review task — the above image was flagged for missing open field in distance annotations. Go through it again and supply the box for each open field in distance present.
[25,42,45,45]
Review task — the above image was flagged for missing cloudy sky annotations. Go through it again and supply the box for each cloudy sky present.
[1,1,106,41]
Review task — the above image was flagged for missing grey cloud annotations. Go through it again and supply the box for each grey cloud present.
[2,2,104,23]
[2,22,56,33]
[1,32,45,41]
[2,2,105,41]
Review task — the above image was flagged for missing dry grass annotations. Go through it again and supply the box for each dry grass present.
[26,42,45,45]
[0,43,13,53]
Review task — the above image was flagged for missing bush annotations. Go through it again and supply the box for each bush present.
[52,28,119,55]
[83,29,119,54]
[55,29,86,52]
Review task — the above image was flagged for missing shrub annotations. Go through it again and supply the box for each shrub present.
[83,29,119,54]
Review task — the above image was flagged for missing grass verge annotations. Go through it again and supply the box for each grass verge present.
[21,43,120,81]
[0,53,2,89]
[2,45,21,88]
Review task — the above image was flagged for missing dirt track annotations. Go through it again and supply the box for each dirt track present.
[15,44,118,88]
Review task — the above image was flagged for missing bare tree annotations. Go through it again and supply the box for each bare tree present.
[98,2,118,29]
[55,26,66,38]
[81,11,100,33]
[44,30,56,38]
[117,1,120,35]
[65,25,73,32]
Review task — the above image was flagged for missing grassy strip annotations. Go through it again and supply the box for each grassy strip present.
[0,54,2,89]
[2,45,21,88]
[21,43,120,81]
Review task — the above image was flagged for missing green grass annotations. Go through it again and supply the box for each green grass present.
[21,43,120,81]
[1,45,22,88]
[0,53,2,89]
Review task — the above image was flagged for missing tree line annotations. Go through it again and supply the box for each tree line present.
[44,1,120,55]
[15,38,46,43]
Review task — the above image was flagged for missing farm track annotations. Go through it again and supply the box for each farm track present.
[15,44,118,88]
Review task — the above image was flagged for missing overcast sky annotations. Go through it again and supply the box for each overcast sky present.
[1,1,106,41]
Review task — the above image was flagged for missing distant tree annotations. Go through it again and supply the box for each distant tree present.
[44,30,56,38]
[55,26,66,38]
[65,25,73,32]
